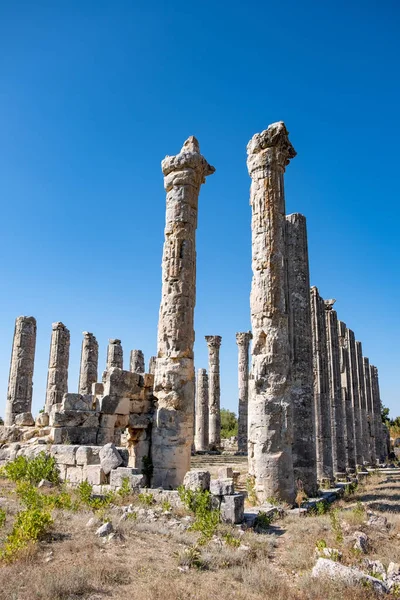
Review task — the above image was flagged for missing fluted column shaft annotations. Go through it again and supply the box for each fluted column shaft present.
[78,332,99,396]
[363,357,376,464]
[194,368,209,451]
[206,335,222,449]
[355,341,368,466]
[236,332,252,454]
[107,339,123,369]
[338,322,356,471]
[45,322,70,411]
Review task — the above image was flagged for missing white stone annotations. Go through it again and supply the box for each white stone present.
[99,443,123,475]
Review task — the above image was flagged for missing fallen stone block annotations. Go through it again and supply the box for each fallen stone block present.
[210,478,234,496]
[0,426,22,443]
[220,493,244,524]
[100,443,123,475]
[76,445,101,466]
[50,445,79,466]
[183,470,211,492]
[14,412,35,427]
[110,468,144,490]
[312,558,387,594]
[85,465,107,486]
[66,466,84,484]
[50,410,99,428]
[35,413,49,427]
[61,394,92,411]
[51,427,98,445]
[353,531,369,553]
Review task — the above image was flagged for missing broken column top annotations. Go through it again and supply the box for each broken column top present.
[83,331,97,340]
[236,331,252,345]
[324,299,336,310]
[205,335,222,348]
[161,136,215,190]
[109,338,121,345]
[198,367,207,375]
[52,322,69,331]
[246,121,297,169]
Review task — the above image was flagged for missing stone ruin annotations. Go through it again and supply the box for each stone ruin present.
[0,124,389,515]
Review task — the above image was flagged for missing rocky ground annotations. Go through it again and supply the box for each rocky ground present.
[0,466,399,600]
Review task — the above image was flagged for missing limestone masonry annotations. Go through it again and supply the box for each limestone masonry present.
[0,122,388,507]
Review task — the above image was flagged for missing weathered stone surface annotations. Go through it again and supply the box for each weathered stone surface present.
[76,445,101,466]
[102,368,141,402]
[183,470,210,492]
[312,558,387,593]
[5,316,37,426]
[286,214,317,496]
[50,444,79,465]
[130,350,145,374]
[107,339,123,369]
[85,465,107,485]
[338,321,356,471]
[50,410,99,428]
[96,522,113,537]
[110,467,144,490]
[66,465,84,484]
[236,332,252,454]
[247,122,296,504]
[35,413,49,427]
[99,443,123,475]
[194,368,209,452]
[14,412,35,427]
[205,336,222,450]
[45,322,70,411]
[347,329,363,466]
[152,136,214,489]
[51,427,98,445]
[363,357,376,464]
[218,466,234,479]
[220,494,244,524]
[78,332,99,396]
[311,287,333,483]
[148,356,156,375]
[96,428,115,446]
[210,478,234,496]
[355,341,369,465]
[352,530,369,553]
[370,365,386,462]
[324,305,347,475]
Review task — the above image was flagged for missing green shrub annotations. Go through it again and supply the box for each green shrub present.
[223,532,241,548]
[316,499,329,515]
[161,499,172,512]
[2,452,59,486]
[0,509,6,528]
[76,480,115,511]
[1,508,53,561]
[117,477,131,499]
[177,486,220,544]
[329,508,343,544]
[138,492,154,507]
[246,476,258,506]
[220,408,238,439]
[254,511,273,530]
[174,544,204,569]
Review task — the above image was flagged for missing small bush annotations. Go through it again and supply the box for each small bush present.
[177,486,220,544]
[0,508,6,528]
[2,452,59,486]
[175,544,205,569]
[138,491,154,507]
[254,511,273,531]
[246,476,258,506]
[223,532,241,548]
[117,477,131,499]
[77,480,115,511]
[161,499,172,512]
[1,508,53,561]
[329,508,343,544]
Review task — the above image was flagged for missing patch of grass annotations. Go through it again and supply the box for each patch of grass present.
[174,544,205,569]
[178,486,220,544]
[138,491,154,507]
[329,508,343,544]
[223,532,241,548]
[161,499,172,512]
[0,508,53,561]
[0,508,6,528]
[0,453,60,486]
[246,476,258,506]
[117,476,131,499]
[76,481,115,511]
[254,511,273,531]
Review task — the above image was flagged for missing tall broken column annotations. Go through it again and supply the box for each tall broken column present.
[363,357,376,464]
[130,350,145,374]
[5,316,37,426]
[194,368,209,452]
[325,302,347,477]
[370,365,385,462]
[78,332,99,396]
[236,332,252,454]
[310,287,333,484]
[148,356,156,375]
[338,321,356,471]
[206,335,222,450]
[355,341,368,466]
[247,121,296,503]
[107,339,123,369]
[45,322,70,411]
[151,136,215,488]
[347,329,363,467]
[286,214,317,495]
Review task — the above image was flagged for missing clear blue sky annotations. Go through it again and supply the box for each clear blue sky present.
[0,1,399,420]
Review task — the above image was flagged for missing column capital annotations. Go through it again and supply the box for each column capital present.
[247,121,296,176]
[236,331,252,346]
[205,335,222,349]
[162,136,215,191]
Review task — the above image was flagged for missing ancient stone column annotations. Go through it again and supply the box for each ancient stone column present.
[206,335,222,450]
[325,303,347,477]
[194,368,209,452]
[78,332,99,396]
[130,349,145,374]
[370,365,385,462]
[363,357,376,464]
[247,122,296,503]
[355,341,368,466]
[286,214,317,496]
[338,321,356,471]
[152,137,215,488]
[5,316,37,426]
[236,331,252,454]
[107,339,123,369]
[148,356,156,375]
[45,322,70,411]
[310,287,333,484]
[347,329,363,467]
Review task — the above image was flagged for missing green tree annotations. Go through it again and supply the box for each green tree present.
[381,402,390,426]
[220,408,238,439]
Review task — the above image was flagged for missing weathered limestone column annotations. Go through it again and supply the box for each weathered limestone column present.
[370,365,385,462]
[152,137,214,488]
[325,303,347,476]
[286,214,317,495]
[338,322,356,471]
[310,287,333,484]
[5,316,37,426]
[194,368,209,452]
[45,322,70,411]
[363,357,376,464]
[355,341,368,466]
[247,122,296,503]
[206,335,222,450]
[107,339,123,369]
[78,332,99,396]
[148,356,156,375]
[347,329,363,467]
[236,331,252,454]
[130,350,145,374]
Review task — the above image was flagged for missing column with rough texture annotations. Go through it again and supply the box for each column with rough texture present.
[107,339,123,369]
[148,356,156,375]
[78,332,99,396]
[338,322,356,471]
[325,303,347,476]
[194,368,209,452]
[347,329,363,467]
[236,331,252,454]
[363,357,376,464]
[206,335,222,450]
[130,350,145,374]
[355,341,368,466]
[5,316,37,426]
[286,214,317,495]
[310,287,333,484]
[370,365,385,462]
[247,122,296,503]
[45,322,70,410]
[152,137,214,488]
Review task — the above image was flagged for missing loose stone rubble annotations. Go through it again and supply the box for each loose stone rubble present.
[0,122,388,518]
